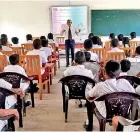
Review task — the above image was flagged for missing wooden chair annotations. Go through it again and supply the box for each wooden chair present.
[7,44,12,47]
[1,51,15,56]
[91,48,105,62]
[120,47,136,57]
[104,51,125,64]
[11,47,24,55]
[0,55,8,71]
[104,41,111,51]
[21,43,33,51]
[19,55,50,100]
[56,36,65,43]
[129,41,140,47]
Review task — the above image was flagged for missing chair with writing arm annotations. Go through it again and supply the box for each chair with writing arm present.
[93,92,140,131]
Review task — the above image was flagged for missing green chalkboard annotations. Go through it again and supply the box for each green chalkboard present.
[91,10,140,36]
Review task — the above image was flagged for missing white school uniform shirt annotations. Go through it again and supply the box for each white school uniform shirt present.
[119,72,128,76]
[127,56,140,76]
[12,43,21,47]
[63,65,94,96]
[26,49,47,74]
[88,78,135,118]
[48,39,59,47]
[40,47,52,59]
[88,51,99,62]
[26,40,33,43]
[92,44,102,48]
[4,65,29,91]
[2,46,12,51]
[119,41,123,46]
[60,25,79,40]
[108,47,124,52]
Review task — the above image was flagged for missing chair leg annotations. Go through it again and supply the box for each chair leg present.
[17,96,23,127]
[23,97,26,117]
[39,82,43,100]
[50,73,52,85]
[58,60,60,69]
[30,80,35,107]
[47,81,50,94]
[99,119,106,131]
[8,117,15,131]
[65,96,69,123]
[62,84,65,112]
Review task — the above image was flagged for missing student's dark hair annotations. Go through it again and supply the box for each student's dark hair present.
[1,37,8,46]
[41,39,48,47]
[105,60,120,78]
[122,37,130,47]
[130,32,136,39]
[136,46,140,55]
[75,51,85,64]
[91,36,102,45]
[109,33,115,40]
[1,34,7,39]
[84,39,93,50]
[40,36,46,40]
[0,44,2,50]
[120,59,131,72]
[84,52,91,62]
[118,34,124,41]
[33,39,41,49]
[11,37,19,44]
[9,54,19,65]
[48,33,54,40]
[111,39,119,48]
[88,33,94,39]
[26,34,32,41]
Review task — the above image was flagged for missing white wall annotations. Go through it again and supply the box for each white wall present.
[0,0,140,43]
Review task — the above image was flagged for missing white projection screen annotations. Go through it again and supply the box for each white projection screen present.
[51,6,88,34]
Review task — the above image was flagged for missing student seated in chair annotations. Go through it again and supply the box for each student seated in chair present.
[26,34,33,43]
[83,51,100,82]
[91,36,103,48]
[4,54,29,91]
[86,60,135,118]
[63,51,94,96]
[84,39,99,62]
[11,37,20,47]
[119,59,131,76]
[109,33,115,41]
[122,37,130,48]
[130,32,137,40]
[26,39,48,76]
[127,46,140,76]
[108,39,124,52]
[118,34,124,46]
[40,39,52,61]
[1,37,12,51]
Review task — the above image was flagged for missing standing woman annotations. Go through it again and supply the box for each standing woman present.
[60,19,80,67]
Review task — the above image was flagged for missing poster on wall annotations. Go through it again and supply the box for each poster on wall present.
[51,6,88,34]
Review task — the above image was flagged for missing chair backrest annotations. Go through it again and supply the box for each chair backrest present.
[19,55,41,76]
[59,75,96,99]
[0,72,29,88]
[0,55,8,71]
[1,51,15,56]
[91,48,105,62]
[104,41,111,50]
[104,52,125,64]
[49,43,56,51]
[0,87,14,109]
[7,44,12,47]
[94,92,140,119]
[21,43,33,51]
[56,36,65,43]
[11,47,24,55]
[129,41,140,47]
[117,76,140,88]
[120,47,136,57]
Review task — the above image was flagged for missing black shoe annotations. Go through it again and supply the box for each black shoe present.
[83,122,93,131]
[25,101,31,107]
[66,64,69,67]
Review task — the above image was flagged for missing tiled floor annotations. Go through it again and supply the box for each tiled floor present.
[15,58,113,131]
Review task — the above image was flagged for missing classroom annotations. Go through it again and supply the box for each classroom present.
[0,0,140,131]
